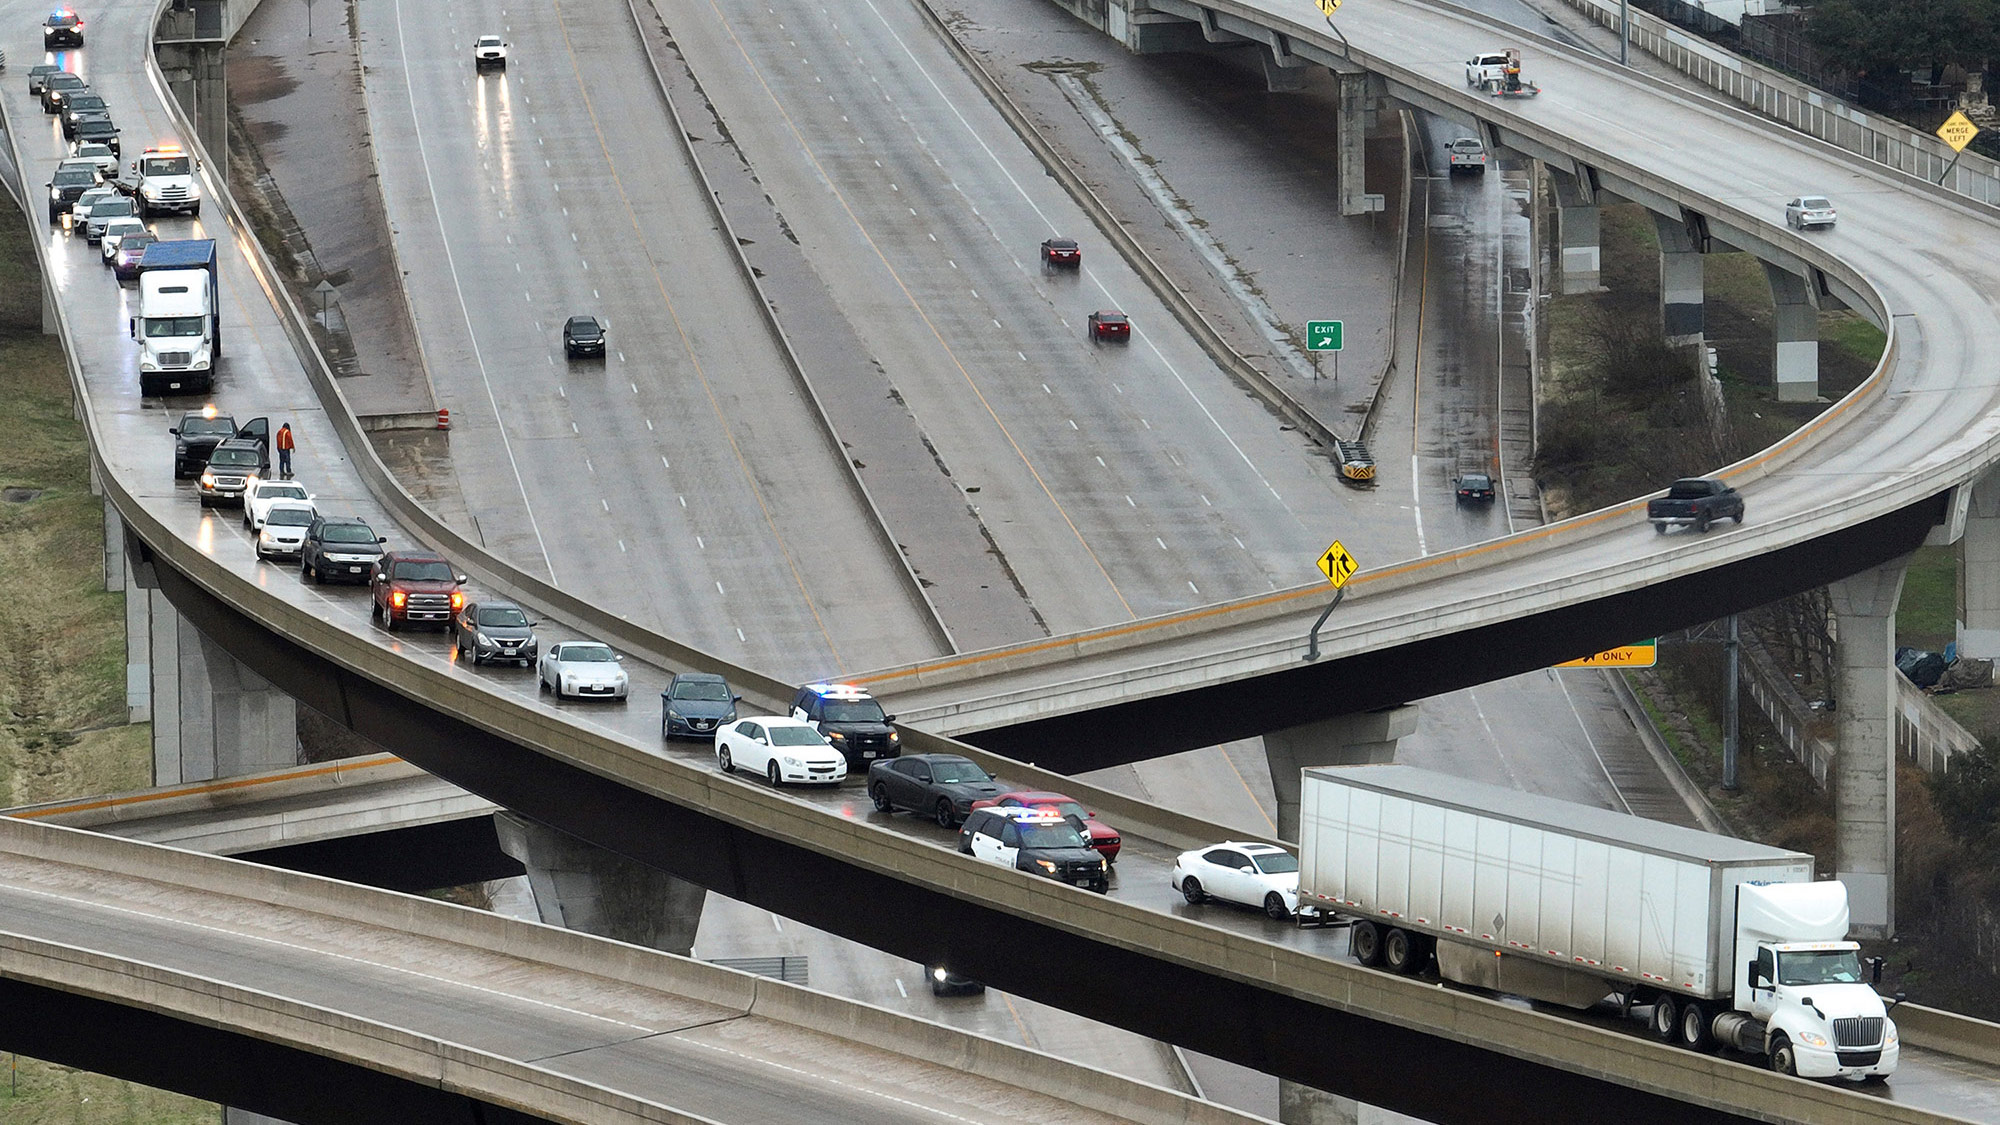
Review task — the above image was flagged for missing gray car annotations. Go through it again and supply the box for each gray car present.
[661,671,741,740]
[453,600,538,666]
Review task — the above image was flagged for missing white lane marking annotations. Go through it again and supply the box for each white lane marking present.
[1411,453,1428,557]
[1467,686,1524,791]
[0,882,654,1033]
[390,0,556,580]
[1553,671,1634,814]
[895,979,907,998]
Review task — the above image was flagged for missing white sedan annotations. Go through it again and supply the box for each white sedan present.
[1170,841,1304,920]
[716,716,847,786]
[244,478,314,530]
[99,217,148,263]
[536,641,629,700]
[255,500,316,560]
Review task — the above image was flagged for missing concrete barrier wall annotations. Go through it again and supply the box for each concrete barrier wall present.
[0,816,1268,1125]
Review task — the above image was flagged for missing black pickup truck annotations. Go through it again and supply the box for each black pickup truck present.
[1648,477,1744,534]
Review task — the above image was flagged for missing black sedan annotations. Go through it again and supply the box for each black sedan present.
[867,753,1002,828]
[562,315,606,359]
[1455,472,1496,503]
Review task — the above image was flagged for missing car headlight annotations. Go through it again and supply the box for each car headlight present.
[140,358,158,371]
[723,707,738,722]
[476,632,493,645]
[826,730,845,741]
[887,731,900,744]
[780,756,802,768]
[49,187,62,200]
[1035,860,1057,873]
[199,472,216,487]
[259,530,275,544]
[1096,858,1107,870]
[667,707,683,719]
[1797,1031,1829,1047]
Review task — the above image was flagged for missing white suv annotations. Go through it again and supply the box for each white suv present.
[474,35,508,70]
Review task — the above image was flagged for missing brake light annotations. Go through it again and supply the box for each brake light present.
[391,590,407,608]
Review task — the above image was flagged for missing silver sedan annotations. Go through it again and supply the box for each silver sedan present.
[536,641,629,700]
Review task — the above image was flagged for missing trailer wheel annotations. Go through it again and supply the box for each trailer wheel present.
[1350,920,1384,967]
[1649,995,1680,1043]
[1383,928,1422,974]
[1678,1001,1714,1051]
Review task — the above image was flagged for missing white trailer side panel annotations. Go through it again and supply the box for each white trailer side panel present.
[1300,766,1815,1000]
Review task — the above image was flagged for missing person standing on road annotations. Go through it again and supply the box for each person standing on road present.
[275,422,295,479]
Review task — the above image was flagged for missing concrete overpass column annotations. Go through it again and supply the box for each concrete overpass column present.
[144,588,298,785]
[1335,71,1383,217]
[1956,471,2000,659]
[1827,559,1908,939]
[155,37,228,177]
[1262,705,1417,841]
[1762,261,1820,402]
[1652,212,1704,348]
[1550,171,1600,294]
[105,502,151,722]
[495,814,708,954]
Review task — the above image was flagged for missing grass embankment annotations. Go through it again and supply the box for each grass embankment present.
[1540,199,2000,1017]
[0,185,214,1122]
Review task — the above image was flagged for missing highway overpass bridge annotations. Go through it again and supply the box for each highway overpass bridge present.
[4,0,2000,1120]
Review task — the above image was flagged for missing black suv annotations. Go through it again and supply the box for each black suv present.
[60,93,109,139]
[562,315,605,358]
[70,117,119,156]
[197,438,270,506]
[43,10,84,47]
[301,517,387,584]
[791,682,898,767]
[867,753,1001,828]
[958,806,1109,893]
[47,164,100,223]
[170,412,265,477]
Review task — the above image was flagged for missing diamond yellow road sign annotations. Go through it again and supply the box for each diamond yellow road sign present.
[1939,111,1980,153]
[1316,0,1341,15]
[1317,540,1358,588]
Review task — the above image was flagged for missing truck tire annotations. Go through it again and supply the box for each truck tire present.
[1649,995,1680,1043]
[1383,928,1423,974]
[1653,521,1666,534]
[1678,1001,1714,1051]
[1768,1035,1798,1076]
[1695,511,1711,533]
[1350,920,1384,967]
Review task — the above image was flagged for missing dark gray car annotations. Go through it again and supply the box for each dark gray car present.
[453,600,538,666]
[300,517,386,584]
[867,753,1002,828]
[662,672,740,740]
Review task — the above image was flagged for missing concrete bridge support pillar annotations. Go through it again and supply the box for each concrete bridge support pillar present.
[1652,212,1704,348]
[495,813,708,954]
[1550,171,1600,294]
[1828,558,1908,939]
[1280,1082,1365,1124]
[1956,472,2000,660]
[1261,47,1308,92]
[121,524,297,783]
[1335,71,1383,217]
[1762,261,1821,402]
[1262,705,1418,842]
[154,35,228,179]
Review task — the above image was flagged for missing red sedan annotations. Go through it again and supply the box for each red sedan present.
[1087,310,1130,343]
[1040,237,1081,269]
[968,790,1121,862]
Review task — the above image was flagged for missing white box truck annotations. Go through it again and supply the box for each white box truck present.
[1298,765,1898,1082]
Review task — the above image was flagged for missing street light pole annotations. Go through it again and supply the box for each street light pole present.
[1620,0,1630,65]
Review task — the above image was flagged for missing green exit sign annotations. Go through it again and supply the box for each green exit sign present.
[1307,320,1344,351]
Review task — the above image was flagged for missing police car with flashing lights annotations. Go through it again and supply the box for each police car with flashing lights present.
[789,682,898,767]
[44,8,84,47]
[957,806,1109,893]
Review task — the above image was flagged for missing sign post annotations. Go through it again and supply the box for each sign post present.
[1305,540,1359,661]
[1307,319,1343,382]
[1936,111,1980,185]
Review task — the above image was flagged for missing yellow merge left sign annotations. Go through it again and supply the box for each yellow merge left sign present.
[1939,111,1981,153]
[1317,541,1358,588]
[1316,0,1342,14]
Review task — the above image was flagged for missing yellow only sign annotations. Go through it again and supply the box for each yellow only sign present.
[1317,540,1358,588]
[1939,111,1981,153]
[1316,0,1342,15]
[1558,640,1659,669]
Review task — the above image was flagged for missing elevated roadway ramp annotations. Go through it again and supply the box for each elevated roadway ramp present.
[0,816,1271,1125]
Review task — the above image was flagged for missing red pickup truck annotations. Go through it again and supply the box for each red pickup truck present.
[371,550,468,630]
[1648,477,1745,534]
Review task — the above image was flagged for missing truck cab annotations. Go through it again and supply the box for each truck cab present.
[133,240,220,396]
[1726,882,1897,1080]
[127,145,201,218]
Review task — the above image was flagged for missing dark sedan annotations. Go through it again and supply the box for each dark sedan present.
[1087,310,1130,343]
[867,753,1002,829]
[1455,472,1496,503]
[1040,237,1080,269]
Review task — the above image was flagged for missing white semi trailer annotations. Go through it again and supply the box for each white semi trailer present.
[1297,765,1898,1081]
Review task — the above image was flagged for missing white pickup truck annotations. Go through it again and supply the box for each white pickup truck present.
[1445,137,1487,173]
[474,35,508,70]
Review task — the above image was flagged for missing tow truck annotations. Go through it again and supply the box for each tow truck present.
[1466,47,1540,98]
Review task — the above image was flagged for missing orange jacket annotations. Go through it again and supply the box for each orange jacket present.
[275,426,295,451]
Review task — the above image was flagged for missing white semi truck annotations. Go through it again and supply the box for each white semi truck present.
[1297,765,1898,1082]
[132,239,219,397]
